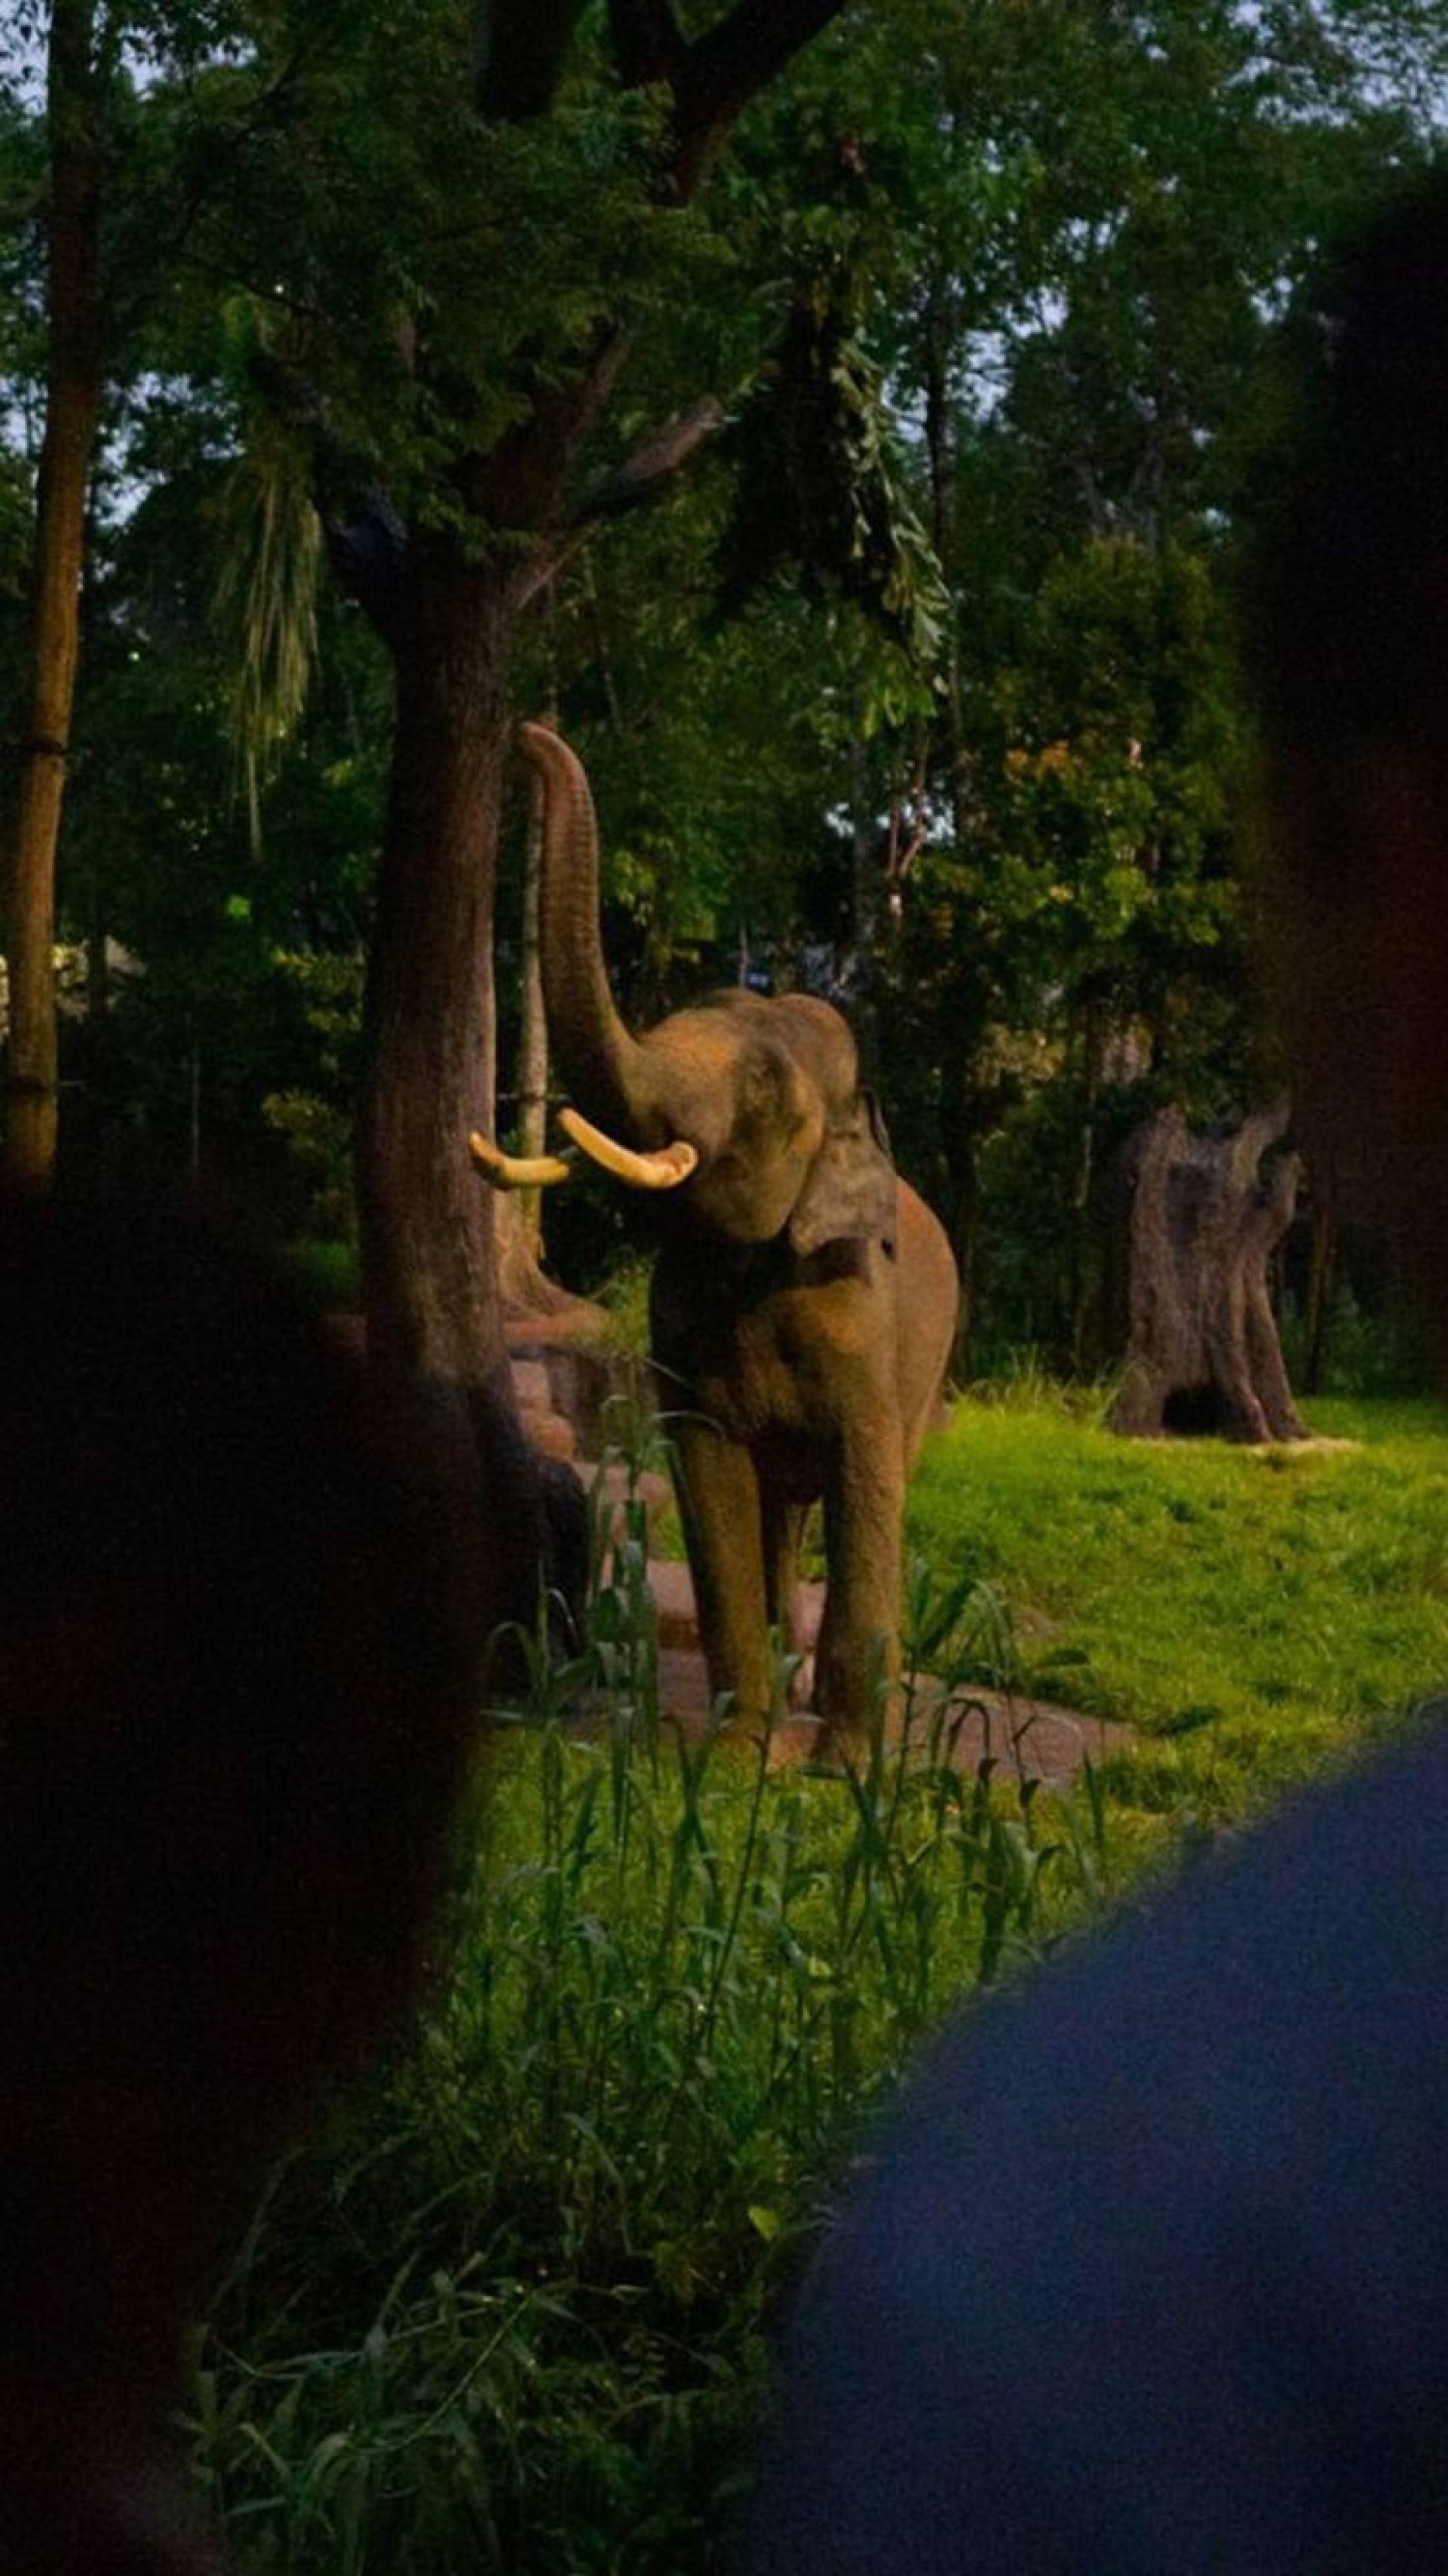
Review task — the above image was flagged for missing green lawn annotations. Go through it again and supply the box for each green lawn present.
[908,1392,1448,1818]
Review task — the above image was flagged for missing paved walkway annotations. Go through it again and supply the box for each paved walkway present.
[628,1560,1131,1787]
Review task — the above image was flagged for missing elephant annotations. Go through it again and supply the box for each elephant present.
[474,722,959,1758]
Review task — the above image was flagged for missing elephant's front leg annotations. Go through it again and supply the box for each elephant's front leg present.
[814,1434,907,1761]
[671,1417,775,1739]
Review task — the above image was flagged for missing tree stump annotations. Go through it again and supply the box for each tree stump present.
[1109,1102,1306,1443]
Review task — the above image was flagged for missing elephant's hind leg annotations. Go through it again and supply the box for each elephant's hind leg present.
[671,1417,775,1740]
[763,1492,812,1712]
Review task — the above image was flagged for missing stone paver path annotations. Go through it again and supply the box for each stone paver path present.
[632,1558,1130,1786]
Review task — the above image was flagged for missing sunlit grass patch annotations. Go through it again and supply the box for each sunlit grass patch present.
[908,1393,1448,1819]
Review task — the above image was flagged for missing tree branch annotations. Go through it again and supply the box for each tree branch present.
[671,0,848,196]
[606,0,684,90]
[1230,1097,1294,1193]
[325,494,408,653]
[515,396,726,606]
[471,324,633,542]
[474,0,588,122]
[573,395,726,523]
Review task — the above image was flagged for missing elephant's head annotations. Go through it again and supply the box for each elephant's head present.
[471,723,896,1255]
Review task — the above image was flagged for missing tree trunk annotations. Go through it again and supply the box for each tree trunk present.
[1109,1103,1306,1443]
[935,969,999,1389]
[3,0,103,1186]
[922,273,968,866]
[477,930,498,1138]
[516,741,550,1254]
[1068,982,1108,1372]
[848,735,880,1084]
[356,539,544,1632]
[923,288,990,1386]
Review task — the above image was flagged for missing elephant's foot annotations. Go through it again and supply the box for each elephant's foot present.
[807,1720,873,1773]
[705,1708,824,1771]
[766,1712,828,1770]
[814,1653,903,1759]
[706,1709,768,1762]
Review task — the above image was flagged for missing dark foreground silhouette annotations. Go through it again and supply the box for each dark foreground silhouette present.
[0,1190,492,2572]
[741,168,1448,2576]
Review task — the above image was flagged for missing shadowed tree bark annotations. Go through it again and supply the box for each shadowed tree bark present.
[3,0,104,1186]
[515,684,556,1257]
[1109,1101,1306,1443]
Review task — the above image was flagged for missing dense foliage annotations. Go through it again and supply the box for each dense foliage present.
[3,1,1446,1360]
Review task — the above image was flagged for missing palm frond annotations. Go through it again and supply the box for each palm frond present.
[215,424,322,854]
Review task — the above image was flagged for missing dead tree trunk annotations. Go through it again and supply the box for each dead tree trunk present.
[1109,1101,1306,1443]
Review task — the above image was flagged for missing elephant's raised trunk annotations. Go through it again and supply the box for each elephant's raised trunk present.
[520,721,651,1137]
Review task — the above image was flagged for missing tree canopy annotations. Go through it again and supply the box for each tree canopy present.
[2,0,1445,1371]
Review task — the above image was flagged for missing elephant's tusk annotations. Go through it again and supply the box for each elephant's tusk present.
[468,1131,575,1189]
[557,1106,699,1190]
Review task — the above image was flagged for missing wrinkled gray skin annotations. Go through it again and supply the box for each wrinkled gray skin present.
[524,723,959,1755]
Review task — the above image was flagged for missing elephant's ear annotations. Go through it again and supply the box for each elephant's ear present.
[788,1089,897,1257]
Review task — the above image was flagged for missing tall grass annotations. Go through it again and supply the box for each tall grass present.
[187,1389,1448,2570]
[186,1433,1116,2575]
